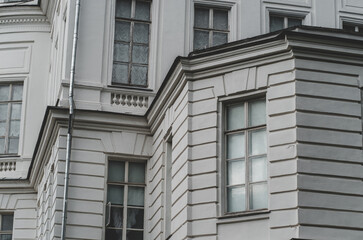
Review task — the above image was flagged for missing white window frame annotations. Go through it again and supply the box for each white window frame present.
[0,0,38,7]
[188,0,236,53]
[105,158,147,240]
[0,80,25,156]
[218,92,269,217]
[263,4,311,33]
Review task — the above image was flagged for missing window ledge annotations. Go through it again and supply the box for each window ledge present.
[107,85,154,92]
[217,209,270,225]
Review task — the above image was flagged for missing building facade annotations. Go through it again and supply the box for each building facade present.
[0,0,362,239]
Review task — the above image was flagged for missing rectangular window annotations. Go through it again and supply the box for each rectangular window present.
[342,22,363,33]
[112,0,151,87]
[0,214,13,239]
[225,99,267,213]
[106,160,146,240]
[0,83,23,155]
[194,6,229,50]
[269,15,302,32]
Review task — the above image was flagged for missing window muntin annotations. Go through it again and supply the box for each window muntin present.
[342,22,363,33]
[106,160,146,240]
[0,83,23,155]
[0,214,13,239]
[194,7,229,50]
[269,15,302,32]
[112,0,151,87]
[225,99,267,213]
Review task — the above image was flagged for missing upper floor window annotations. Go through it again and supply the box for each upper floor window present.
[0,214,13,239]
[269,15,302,32]
[194,6,229,50]
[106,160,146,240]
[225,98,267,213]
[112,0,151,87]
[0,83,23,155]
[342,22,363,33]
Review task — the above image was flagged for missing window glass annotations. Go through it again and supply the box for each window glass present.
[213,32,228,46]
[116,0,131,18]
[135,1,150,21]
[107,185,125,205]
[193,30,209,50]
[0,214,13,239]
[0,86,9,101]
[108,161,125,183]
[288,18,302,28]
[225,99,267,213]
[194,8,209,28]
[270,15,284,32]
[128,162,145,183]
[213,10,228,30]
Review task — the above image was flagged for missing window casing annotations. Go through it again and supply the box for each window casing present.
[0,83,23,155]
[224,98,267,213]
[112,0,151,87]
[269,14,303,32]
[0,214,13,239]
[106,160,146,240]
[193,6,229,50]
[342,22,363,33]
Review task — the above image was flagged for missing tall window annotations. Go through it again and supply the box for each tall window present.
[0,214,13,239]
[269,15,302,32]
[106,160,146,240]
[0,83,23,155]
[112,0,151,87]
[194,6,229,50]
[342,22,363,33]
[225,99,267,213]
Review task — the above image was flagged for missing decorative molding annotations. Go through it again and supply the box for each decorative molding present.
[0,16,48,25]
[111,92,149,108]
[0,160,16,172]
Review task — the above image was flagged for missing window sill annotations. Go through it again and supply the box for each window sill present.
[217,209,270,225]
[108,84,153,92]
[0,155,20,159]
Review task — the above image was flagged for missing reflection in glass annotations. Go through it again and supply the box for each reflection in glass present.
[227,186,245,212]
[227,133,245,159]
[127,208,144,229]
[249,129,266,156]
[249,156,267,182]
[107,185,124,205]
[250,183,268,210]
[248,99,266,127]
[128,162,145,183]
[227,160,245,185]
[227,103,244,130]
[128,187,144,207]
[108,161,125,183]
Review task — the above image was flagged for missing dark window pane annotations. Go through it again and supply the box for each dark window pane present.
[288,17,302,28]
[11,85,22,101]
[9,120,20,137]
[132,45,148,64]
[108,161,125,182]
[133,23,149,44]
[0,104,8,121]
[127,208,144,229]
[115,21,131,42]
[212,32,227,46]
[343,23,356,32]
[1,215,13,231]
[194,8,209,28]
[213,10,228,30]
[131,65,147,86]
[107,185,124,205]
[126,230,143,240]
[193,30,209,50]
[8,138,18,154]
[0,85,9,101]
[108,206,124,228]
[128,187,144,207]
[270,15,284,32]
[114,43,130,62]
[112,63,129,84]
[135,1,150,21]
[116,0,131,18]
[128,162,145,183]
[106,229,123,240]
[359,27,363,33]
[0,235,12,240]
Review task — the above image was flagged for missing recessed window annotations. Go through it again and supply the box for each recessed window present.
[106,160,145,240]
[342,22,363,33]
[194,6,229,50]
[0,83,23,155]
[225,99,267,213]
[269,15,302,32]
[0,214,13,239]
[112,0,151,87]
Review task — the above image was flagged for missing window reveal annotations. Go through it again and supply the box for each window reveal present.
[112,0,151,87]
[106,160,146,240]
[225,99,267,213]
[194,7,229,50]
[0,83,23,155]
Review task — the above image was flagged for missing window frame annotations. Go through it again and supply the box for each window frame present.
[193,5,230,50]
[0,82,23,156]
[220,95,269,216]
[0,213,14,238]
[111,0,152,88]
[105,158,147,240]
[269,14,303,32]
